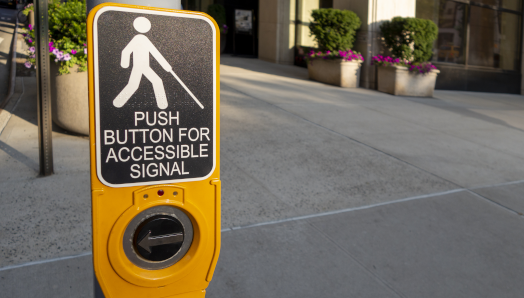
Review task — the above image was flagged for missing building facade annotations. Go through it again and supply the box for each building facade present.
[191,0,524,94]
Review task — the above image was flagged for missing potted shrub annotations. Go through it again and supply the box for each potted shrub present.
[23,0,89,135]
[307,8,363,88]
[207,4,228,53]
[375,17,439,97]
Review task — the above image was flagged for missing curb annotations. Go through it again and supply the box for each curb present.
[0,15,21,136]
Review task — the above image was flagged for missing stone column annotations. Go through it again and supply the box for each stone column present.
[258,0,296,64]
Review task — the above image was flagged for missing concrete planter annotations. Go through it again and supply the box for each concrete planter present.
[50,63,89,135]
[308,59,362,88]
[377,65,440,97]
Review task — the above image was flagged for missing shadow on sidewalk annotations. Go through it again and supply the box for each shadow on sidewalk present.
[221,55,309,81]
[0,139,38,172]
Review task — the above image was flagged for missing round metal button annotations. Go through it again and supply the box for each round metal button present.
[134,215,184,262]
[123,206,193,270]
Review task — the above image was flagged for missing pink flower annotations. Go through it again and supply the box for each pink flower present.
[28,39,33,43]
[49,42,53,47]
[71,49,77,54]
[63,53,71,61]
[24,61,32,68]
[84,48,87,54]
[29,47,35,53]
[28,24,33,31]
[49,46,55,52]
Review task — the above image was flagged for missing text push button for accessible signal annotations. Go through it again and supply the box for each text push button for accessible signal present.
[93,6,217,187]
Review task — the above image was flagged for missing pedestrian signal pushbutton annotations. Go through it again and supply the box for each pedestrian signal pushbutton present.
[88,3,220,297]
[123,205,194,270]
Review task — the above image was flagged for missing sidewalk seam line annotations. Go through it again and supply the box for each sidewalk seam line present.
[0,251,92,272]
[221,188,466,232]
[465,189,523,216]
[308,221,407,298]
[3,180,522,271]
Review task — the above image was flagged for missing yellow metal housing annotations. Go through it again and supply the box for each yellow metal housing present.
[88,3,221,297]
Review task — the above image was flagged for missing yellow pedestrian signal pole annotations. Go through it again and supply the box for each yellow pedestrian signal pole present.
[87,3,220,297]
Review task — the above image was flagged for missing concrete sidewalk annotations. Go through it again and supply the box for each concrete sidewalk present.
[1,56,523,297]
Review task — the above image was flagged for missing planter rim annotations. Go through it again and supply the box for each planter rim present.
[308,59,363,65]
[52,62,87,75]
[377,64,440,74]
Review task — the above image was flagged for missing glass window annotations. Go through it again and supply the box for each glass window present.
[499,12,521,70]
[469,5,521,70]
[436,1,468,64]
[182,0,201,11]
[472,0,521,11]
[319,0,333,8]
[502,0,522,11]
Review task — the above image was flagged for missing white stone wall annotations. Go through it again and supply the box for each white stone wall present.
[258,0,296,65]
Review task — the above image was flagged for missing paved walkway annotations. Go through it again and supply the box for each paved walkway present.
[1,55,523,297]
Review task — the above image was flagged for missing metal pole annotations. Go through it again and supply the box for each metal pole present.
[35,0,54,176]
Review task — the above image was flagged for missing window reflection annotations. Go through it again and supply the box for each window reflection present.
[469,6,521,70]
[473,0,522,11]
[437,1,467,64]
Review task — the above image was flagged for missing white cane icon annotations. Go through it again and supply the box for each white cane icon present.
[113,17,204,110]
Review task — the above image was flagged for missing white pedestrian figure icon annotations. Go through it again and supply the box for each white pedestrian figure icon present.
[114,17,204,110]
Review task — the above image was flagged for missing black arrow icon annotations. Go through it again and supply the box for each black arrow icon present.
[138,230,184,253]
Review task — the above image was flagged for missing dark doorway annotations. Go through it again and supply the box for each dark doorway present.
[216,0,259,56]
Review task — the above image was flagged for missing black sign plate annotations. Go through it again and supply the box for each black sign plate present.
[93,7,216,187]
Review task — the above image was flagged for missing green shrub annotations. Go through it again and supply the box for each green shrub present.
[207,4,226,27]
[48,0,86,49]
[380,16,438,63]
[309,8,361,51]
[23,0,87,74]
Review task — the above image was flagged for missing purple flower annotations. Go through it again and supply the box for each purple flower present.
[71,49,77,54]
[57,51,64,59]
[52,48,59,55]
[84,48,87,54]
[24,61,32,68]
[63,53,71,61]
[30,54,35,58]
[22,33,27,37]
[83,43,86,46]
[28,39,33,43]
[49,46,55,53]
[223,24,228,29]
[49,42,53,47]
[29,47,35,53]
[28,24,33,31]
